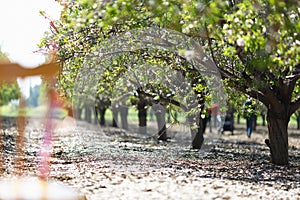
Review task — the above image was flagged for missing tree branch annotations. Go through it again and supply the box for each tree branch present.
[136,89,188,111]
[286,73,300,99]
[290,96,300,116]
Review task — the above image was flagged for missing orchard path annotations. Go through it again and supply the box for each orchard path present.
[0,117,299,199]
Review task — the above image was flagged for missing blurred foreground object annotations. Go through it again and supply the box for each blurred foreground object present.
[0,177,86,200]
[0,62,84,199]
[0,62,60,82]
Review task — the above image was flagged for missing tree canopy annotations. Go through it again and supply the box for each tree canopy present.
[40,0,299,165]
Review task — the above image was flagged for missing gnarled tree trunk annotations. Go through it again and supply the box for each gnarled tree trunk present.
[152,102,167,141]
[191,118,204,149]
[187,114,204,149]
[266,109,289,165]
[137,96,147,134]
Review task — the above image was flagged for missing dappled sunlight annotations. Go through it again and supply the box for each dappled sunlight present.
[0,0,299,199]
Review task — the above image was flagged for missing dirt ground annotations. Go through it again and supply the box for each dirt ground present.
[0,117,299,199]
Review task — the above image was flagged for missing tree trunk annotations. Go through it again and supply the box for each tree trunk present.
[138,108,147,133]
[77,107,82,120]
[297,114,300,130]
[202,116,207,134]
[84,104,92,123]
[152,102,167,141]
[267,110,289,165]
[191,118,204,149]
[187,115,204,149]
[93,108,97,124]
[261,113,266,126]
[120,106,128,130]
[155,112,167,141]
[112,109,118,127]
[137,97,147,134]
[192,128,204,149]
[99,108,106,126]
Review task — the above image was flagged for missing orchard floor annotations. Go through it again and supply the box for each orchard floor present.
[0,117,299,200]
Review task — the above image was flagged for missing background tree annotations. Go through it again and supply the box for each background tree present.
[0,48,20,106]
[40,0,217,148]
[0,83,20,107]
[26,84,41,107]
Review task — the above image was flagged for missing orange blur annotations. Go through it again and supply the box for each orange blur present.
[0,62,60,82]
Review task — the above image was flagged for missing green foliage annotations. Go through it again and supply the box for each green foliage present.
[206,0,299,85]
[40,0,300,120]
[0,48,20,106]
[0,83,20,106]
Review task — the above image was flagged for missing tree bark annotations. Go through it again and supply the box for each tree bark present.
[93,108,98,124]
[297,113,300,130]
[138,108,147,134]
[155,112,167,141]
[152,102,167,141]
[187,114,204,149]
[266,109,289,165]
[95,107,106,126]
[84,104,92,123]
[77,107,82,120]
[112,108,118,128]
[137,97,147,134]
[191,118,204,149]
[261,113,266,126]
[120,106,128,130]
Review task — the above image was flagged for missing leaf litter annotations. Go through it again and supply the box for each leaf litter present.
[0,117,299,199]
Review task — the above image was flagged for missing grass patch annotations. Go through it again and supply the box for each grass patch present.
[1,105,299,129]
[0,105,67,118]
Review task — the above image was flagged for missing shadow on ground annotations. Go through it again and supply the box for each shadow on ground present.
[0,117,299,199]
